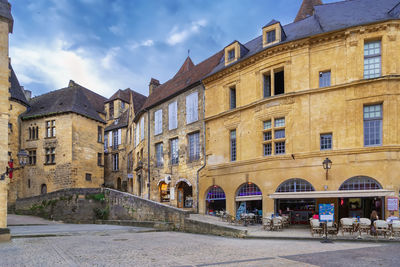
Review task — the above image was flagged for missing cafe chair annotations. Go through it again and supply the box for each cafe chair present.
[391,220,400,237]
[374,220,389,238]
[358,218,371,236]
[310,219,323,237]
[340,218,354,236]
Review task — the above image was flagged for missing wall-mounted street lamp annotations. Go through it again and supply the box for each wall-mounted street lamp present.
[0,149,29,180]
[322,157,332,180]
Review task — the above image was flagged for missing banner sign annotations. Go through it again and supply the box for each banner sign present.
[319,203,334,222]
[387,197,399,211]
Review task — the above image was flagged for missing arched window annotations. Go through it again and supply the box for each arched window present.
[35,127,39,139]
[29,127,32,140]
[339,176,382,190]
[237,183,262,197]
[206,186,226,200]
[276,178,315,192]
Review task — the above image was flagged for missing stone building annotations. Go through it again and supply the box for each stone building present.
[0,0,13,240]
[131,53,222,209]
[19,80,107,197]
[104,89,147,191]
[200,0,400,222]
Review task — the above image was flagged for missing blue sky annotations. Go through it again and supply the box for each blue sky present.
[9,0,339,98]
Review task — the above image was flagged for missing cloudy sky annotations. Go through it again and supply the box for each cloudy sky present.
[9,0,339,98]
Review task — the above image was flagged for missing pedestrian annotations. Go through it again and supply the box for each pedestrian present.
[370,210,379,235]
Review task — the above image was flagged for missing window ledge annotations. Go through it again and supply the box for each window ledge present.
[44,137,56,139]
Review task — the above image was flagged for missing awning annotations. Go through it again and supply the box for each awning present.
[269,189,395,199]
[236,195,263,201]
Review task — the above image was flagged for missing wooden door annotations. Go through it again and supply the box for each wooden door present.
[177,188,184,208]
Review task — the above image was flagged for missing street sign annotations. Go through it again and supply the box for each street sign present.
[319,203,334,222]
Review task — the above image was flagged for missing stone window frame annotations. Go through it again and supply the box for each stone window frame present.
[45,147,55,165]
[363,103,382,147]
[28,126,39,140]
[229,85,236,110]
[188,131,200,162]
[320,133,333,150]
[155,142,164,168]
[170,138,179,165]
[364,39,381,79]
[319,70,331,88]
[186,92,199,125]
[266,29,276,43]
[230,129,237,162]
[262,117,286,156]
[154,109,163,136]
[85,173,92,181]
[28,150,37,165]
[45,120,56,138]
[112,153,119,171]
[97,126,103,143]
[168,101,178,130]
[97,153,102,166]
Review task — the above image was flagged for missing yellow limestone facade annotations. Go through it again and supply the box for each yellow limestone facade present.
[200,21,400,221]
[0,1,12,239]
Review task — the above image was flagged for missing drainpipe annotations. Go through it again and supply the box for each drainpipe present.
[147,110,151,200]
[196,84,207,214]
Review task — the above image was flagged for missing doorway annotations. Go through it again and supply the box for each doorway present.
[176,181,193,208]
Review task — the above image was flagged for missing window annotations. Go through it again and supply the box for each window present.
[46,120,55,138]
[170,138,179,165]
[277,179,315,192]
[154,109,163,135]
[113,129,121,149]
[28,127,39,140]
[228,49,235,61]
[28,150,36,165]
[8,123,12,132]
[188,132,200,161]
[320,133,332,150]
[97,153,102,166]
[169,101,178,130]
[45,147,55,164]
[135,123,140,146]
[112,153,119,171]
[127,151,133,171]
[104,133,108,152]
[28,179,31,189]
[109,102,114,119]
[155,143,163,167]
[274,70,284,95]
[266,29,276,43]
[263,73,271,98]
[85,173,92,181]
[98,126,102,143]
[237,183,262,197]
[364,104,382,146]
[319,71,331,88]
[121,101,125,110]
[339,176,382,191]
[263,117,286,156]
[129,127,132,144]
[230,130,236,162]
[230,86,236,110]
[186,92,198,124]
[364,40,381,79]
[140,117,144,140]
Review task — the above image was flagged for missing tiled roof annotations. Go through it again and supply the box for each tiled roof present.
[131,90,147,115]
[209,0,400,77]
[294,0,323,23]
[9,64,29,106]
[139,51,223,112]
[22,81,107,123]
[105,88,147,115]
[105,109,129,132]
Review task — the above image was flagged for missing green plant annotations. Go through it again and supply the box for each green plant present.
[93,206,109,220]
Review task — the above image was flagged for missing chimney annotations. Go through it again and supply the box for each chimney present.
[294,0,323,23]
[149,78,160,95]
[23,88,31,101]
[68,80,76,87]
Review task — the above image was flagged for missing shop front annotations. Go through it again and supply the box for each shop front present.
[235,183,262,220]
[205,185,226,215]
[176,179,193,208]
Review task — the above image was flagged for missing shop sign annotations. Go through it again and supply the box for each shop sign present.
[387,197,399,211]
[319,203,334,222]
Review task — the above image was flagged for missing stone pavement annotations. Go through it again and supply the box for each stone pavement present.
[0,230,398,266]
[7,214,61,226]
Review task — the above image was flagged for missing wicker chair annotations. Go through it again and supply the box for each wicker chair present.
[374,220,389,238]
[326,221,338,236]
[391,220,400,237]
[263,217,272,231]
[272,217,283,231]
[358,218,371,236]
[310,219,323,237]
[340,218,354,236]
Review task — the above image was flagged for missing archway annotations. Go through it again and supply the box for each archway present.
[159,181,170,203]
[275,178,315,224]
[205,185,226,215]
[235,182,262,220]
[176,180,193,208]
[40,184,47,195]
[338,176,383,219]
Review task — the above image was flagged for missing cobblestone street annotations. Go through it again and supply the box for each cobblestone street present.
[1,228,400,267]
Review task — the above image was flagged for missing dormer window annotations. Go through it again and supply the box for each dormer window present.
[267,30,276,43]
[228,49,235,62]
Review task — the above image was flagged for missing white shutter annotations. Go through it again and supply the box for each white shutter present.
[135,123,140,146]
[118,129,122,145]
[186,92,198,124]
[109,132,112,147]
[140,117,144,140]
[192,92,198,122]
[168,101,177,130]
[155,109,162,135]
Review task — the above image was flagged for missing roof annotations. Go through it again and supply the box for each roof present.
[139,51,224,112]
[131,90,147,115]
[0,0,13,32]
[22,80,107,123]
[294,0,323,23]
[208,0,400,77]
[9,64,29,106]
[105,109,129,132]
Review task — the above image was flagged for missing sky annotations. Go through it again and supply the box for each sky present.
[9,0,340,99]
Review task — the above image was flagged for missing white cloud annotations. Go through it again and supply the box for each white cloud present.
[128,39,154,50]
[167,19,208,45]
[10,38,144,98]
[109,25,124,35]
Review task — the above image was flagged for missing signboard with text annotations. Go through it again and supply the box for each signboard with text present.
[387,197,399,211]
[319,203,334,222]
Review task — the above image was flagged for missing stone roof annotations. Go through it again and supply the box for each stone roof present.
[139,50,223,113]
[105,88,147,115]
[105,109,129,132]
[208,0,400,77]
[0,0,13,32]
[22,80,107,123]
[9,64,29,106]
[294,0,323,23]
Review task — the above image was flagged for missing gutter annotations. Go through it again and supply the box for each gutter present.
[147,110,151,200]
[196,82,207,214]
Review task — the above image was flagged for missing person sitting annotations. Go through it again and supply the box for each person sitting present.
[370,210,379,235]
[312,211,319,220]
[386,211,399,223]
